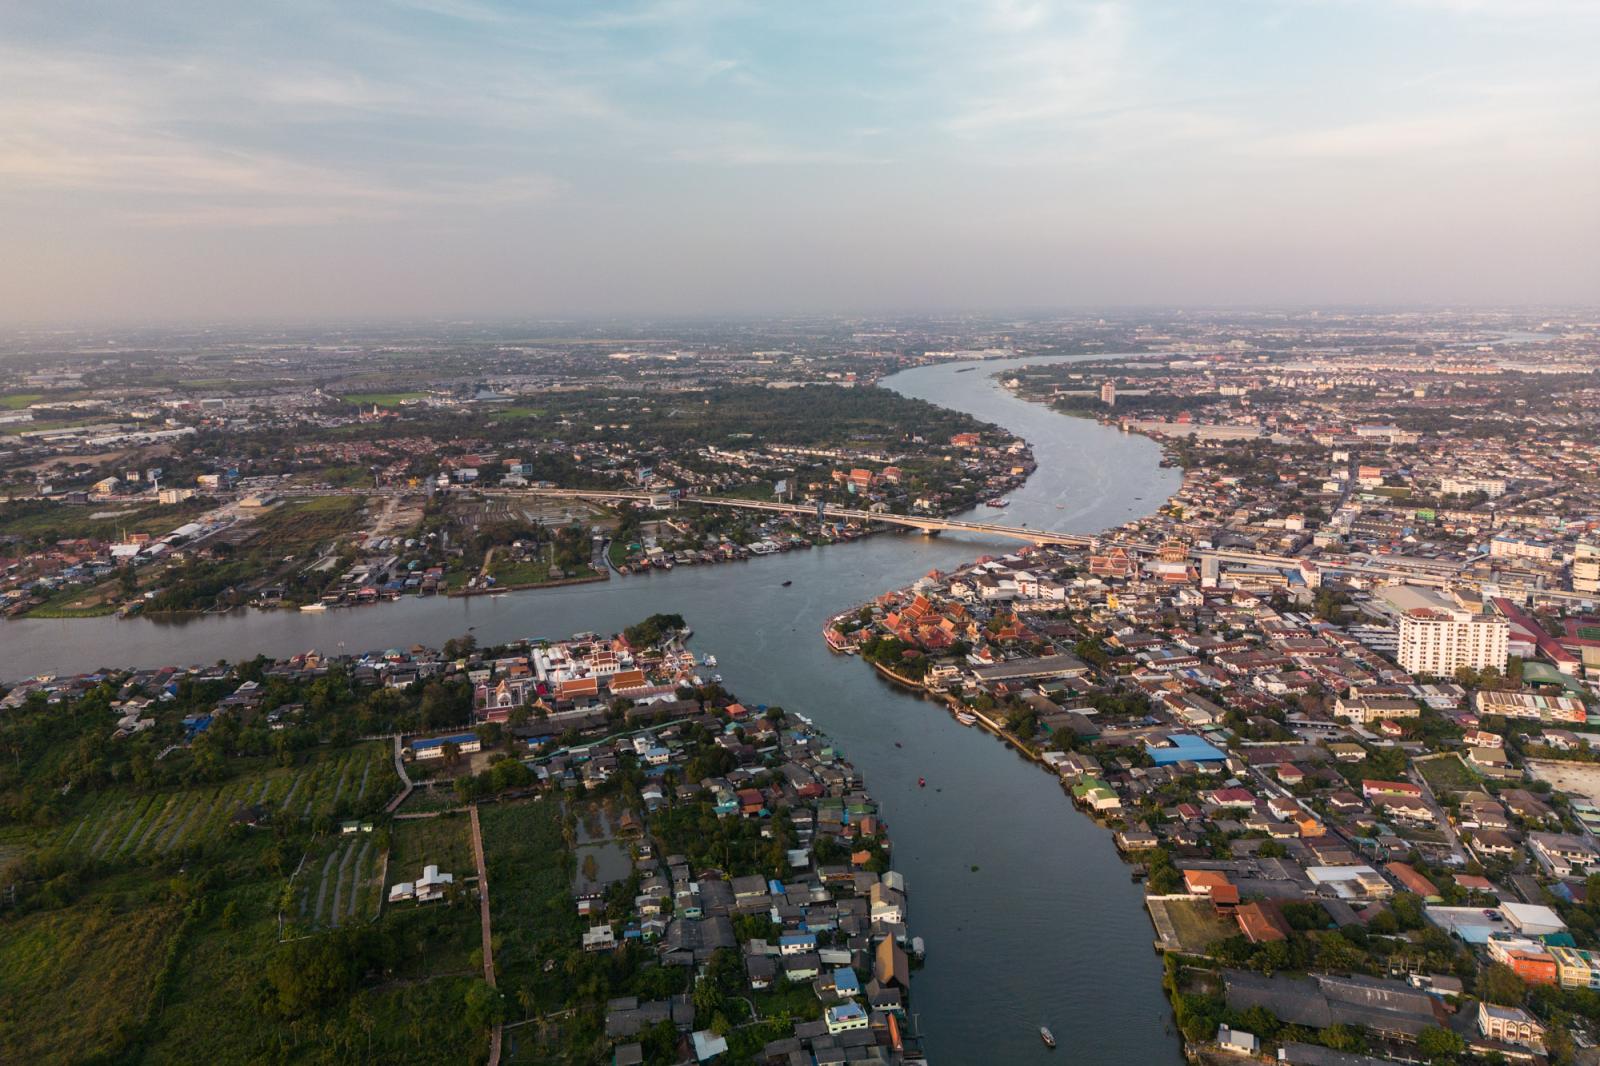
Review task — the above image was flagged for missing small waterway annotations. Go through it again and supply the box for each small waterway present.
[1,355,1183,1063]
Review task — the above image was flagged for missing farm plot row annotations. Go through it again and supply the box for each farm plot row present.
[292,832,385,931]
[50,744,398,860]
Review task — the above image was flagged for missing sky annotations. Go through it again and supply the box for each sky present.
[2,0,1598,323]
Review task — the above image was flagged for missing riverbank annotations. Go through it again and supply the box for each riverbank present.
[826,576,1194,1043]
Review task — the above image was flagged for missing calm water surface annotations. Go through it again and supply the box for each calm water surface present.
[1,356,1183,1064]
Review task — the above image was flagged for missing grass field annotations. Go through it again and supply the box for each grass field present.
[0,900,186,1065]
[343,391,429,407]
[249,495,365,555]
[0,392,43,409]
[607,537,633,569]
[1163,896,1239,954]
[479,798,578,1012]
[22,589,123,618]
[385,813,476,903]
[1417,754,1477,796]
[489,554,553,586]
[0,416,113,436]
[0,498,209,542]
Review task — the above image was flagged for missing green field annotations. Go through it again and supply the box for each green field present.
[48,744,397,860]
[1577,625,1600,641]
[1162,896,1239,954]
[1417,754,1477,796]
[480,799,576,1003]
[0,901,187,1065]
[141,859,486,1065]
[0,498,209,543]
[0,392,43,409]
[0,415,109,436]
[489,554,553,586]
[0,732,490,1065]
[292,832,386,931]
[250,495,365,553]
[343,391,429,407]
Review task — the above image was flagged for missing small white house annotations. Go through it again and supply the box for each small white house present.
[1217,1024,1259,1055]
[389,863,453,904]
[582,924,616,952]
[416,864,454,901]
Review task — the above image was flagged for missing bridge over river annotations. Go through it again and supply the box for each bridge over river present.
[476,486,1099,547]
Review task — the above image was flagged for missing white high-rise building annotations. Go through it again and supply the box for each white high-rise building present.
[1574,541,1600,596]
[1395,594,1509,677]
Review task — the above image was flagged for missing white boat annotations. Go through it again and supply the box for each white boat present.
[955,712,977,726]
[1041,1026,1056,1049]
[702,654,718,667]
[299,603,326,612]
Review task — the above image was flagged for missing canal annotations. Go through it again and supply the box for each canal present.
[1,355,1184,1064]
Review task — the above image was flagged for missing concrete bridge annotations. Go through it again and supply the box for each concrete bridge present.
[480,486,1097,547]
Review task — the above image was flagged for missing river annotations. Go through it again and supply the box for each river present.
[1,355,1184,1064]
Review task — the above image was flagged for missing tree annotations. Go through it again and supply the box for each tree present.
[442,634,478,660]
[266,932,366,1017]
[441,741,461,768]
[463,978,504,1029]
[1320,1023,1365,1053]
[1480,963,1527,1007]
[1416,1025,1464,1061]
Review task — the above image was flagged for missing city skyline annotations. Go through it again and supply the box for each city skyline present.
[3,0,1599,323]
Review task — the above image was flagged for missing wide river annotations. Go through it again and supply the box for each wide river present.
[1,356,1184,1064]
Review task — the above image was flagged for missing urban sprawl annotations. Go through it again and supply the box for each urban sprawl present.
[8,309,1600,1065]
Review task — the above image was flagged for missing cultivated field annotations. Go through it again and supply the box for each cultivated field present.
[292,830,386,931]
[49,743,398,859]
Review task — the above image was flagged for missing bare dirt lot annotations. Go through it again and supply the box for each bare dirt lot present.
[1527,760,1600,804]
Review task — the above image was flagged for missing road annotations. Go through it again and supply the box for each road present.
[1408,760,1467,865]
[383,736,413,814]
[469,804,502,1066]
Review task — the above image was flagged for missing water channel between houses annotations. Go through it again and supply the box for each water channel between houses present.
[1,355,1185,1064]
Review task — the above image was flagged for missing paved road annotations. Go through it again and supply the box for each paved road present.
[384,735,413,814]
[1408,761,1467,865]
[469,804,502,1066]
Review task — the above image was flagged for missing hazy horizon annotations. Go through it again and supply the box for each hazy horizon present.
[4,0,1598,325]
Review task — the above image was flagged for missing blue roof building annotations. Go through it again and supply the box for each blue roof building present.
[1145,733,1226,765]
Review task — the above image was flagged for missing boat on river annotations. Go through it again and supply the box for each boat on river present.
[1041,1026,1056,1049]
[702,654,718,667]
[955,712,977,726]
[299,603,326,612]
[985,497,1009,508]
